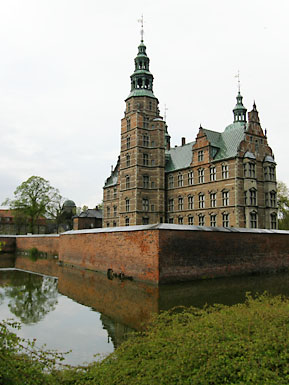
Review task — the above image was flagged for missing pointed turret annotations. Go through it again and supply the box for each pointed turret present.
[233,91,247,123]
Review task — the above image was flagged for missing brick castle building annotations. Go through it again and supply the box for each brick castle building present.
[103,36,277,229]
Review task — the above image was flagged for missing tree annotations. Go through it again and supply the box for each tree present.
[3,176,62,234]
[277,181,289,230]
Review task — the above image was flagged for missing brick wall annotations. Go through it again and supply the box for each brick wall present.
[0,236,16,253]
[2,225,289,284]
[16,235,59,256]
[59,228,160,283]
[159,226,289,283]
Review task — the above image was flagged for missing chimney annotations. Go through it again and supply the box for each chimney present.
[181,137,186,146]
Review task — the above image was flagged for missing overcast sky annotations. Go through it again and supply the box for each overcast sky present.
[1,0,288,208]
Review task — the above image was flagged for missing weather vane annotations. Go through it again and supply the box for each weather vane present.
[235,70,241,93]
[164,104,168,121]
[138,14,144,42]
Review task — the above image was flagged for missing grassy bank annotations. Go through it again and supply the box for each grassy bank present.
[1,294,289,384]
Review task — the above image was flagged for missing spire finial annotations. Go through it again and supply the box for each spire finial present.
[138,15,144,42]
[235,70,241,93]
[164,104,168,121]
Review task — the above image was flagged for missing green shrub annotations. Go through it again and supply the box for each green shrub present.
[28,247,39,261]
[2,294,289,384]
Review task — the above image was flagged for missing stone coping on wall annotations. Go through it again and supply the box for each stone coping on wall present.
[16,234,60,238]
[61,223,289,236]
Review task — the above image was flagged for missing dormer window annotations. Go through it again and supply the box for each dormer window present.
[198,150,204,162]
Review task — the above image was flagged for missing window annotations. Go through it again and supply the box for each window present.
[199,194,205,209]
[178,173,183,187]
[210,193,216,208]
[107,189,110,200]
[222,191,229,206]
[188,171,194,185]
[151,204,155,211]
[222,213,229,227]
[142,217,149,225]
[178,197,184,210]
[222,164,228,179]
[250,212,257,228]
[127,118,131,130]
[143,175,149,189]
[143,134,149,147]
[198,150,204,162]
[126,136,131,149]
[269,166,275,181]
[199,215,205,226]
[127,102,130,112]
[188,216,194,225]
[151,181,155,188]
[113,206,117,217]
[125,199,130,212]
[113,221,116,227]
[178,216,183,225]
[113,188,117,199]
[107,222,110,227]
[107,207,110,217]
[125,175,130,189]
[270,191,276,207]
[270,213,277,229]
[243,163,247,178]
[244,191,247,205]
[149,101,152,111]
[168,199,174,212]
[198,168,204,183]
[210,167,216,181]
[250,189,257,206]
[168,217,174,224]
[210,214,216,227]
[168,175,174,189]
[142,198,149,211]
[249,163,256,178]
[188,195,194,210]
[143,116,149,128]
[125,217,129,226]
[126,154,130,167]
[143,153,149,166]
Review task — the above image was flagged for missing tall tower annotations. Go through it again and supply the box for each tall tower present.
[118,36,166,226]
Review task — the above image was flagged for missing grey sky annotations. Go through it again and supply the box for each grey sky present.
[1,0,288,208]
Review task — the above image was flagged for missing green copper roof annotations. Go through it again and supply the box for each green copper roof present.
[126,89,157,100]
[165,123,246,172]
[165,142,194,172]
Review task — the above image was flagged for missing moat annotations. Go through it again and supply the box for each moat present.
[1,253,289,366]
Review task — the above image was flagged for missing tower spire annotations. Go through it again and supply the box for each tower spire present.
[233,73,247,123]
[138,15,144,42]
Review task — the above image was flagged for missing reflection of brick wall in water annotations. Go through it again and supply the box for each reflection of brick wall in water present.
[57,265,159,330]
[14,255,60,278]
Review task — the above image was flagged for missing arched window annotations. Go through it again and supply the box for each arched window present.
[125,199,130,212]
[126,154,130,167]
[250,211,257,228]
[270,213,277,229]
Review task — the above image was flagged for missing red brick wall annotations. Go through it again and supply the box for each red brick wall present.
[159,228,289,282]
[0,236,16,253]
[16,235,59,256]
[59,230,160,283]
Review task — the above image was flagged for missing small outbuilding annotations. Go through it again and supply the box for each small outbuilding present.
[73,206,103,230]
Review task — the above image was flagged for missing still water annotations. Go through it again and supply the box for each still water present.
[1,254,289,366]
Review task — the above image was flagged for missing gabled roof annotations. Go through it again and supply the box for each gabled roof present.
[165,142,194,172]
[78,209,103,219]
[165,122,246,172]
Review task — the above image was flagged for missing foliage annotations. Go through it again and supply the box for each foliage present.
[0,241,6,252]
[28,247,39,261]
[2,294,289,384]
[0,320,68,385]
[2,176,62,234]
[277,181,289,229]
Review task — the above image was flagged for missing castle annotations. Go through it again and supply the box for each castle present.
[103,36,277,229]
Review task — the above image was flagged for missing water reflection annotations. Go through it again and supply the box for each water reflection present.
[1,254,289,363]
[4,271,58,324]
